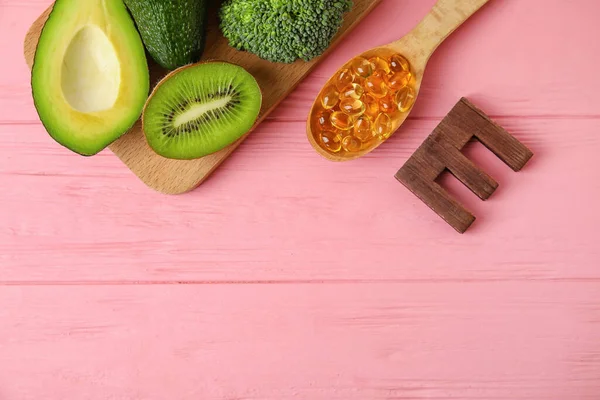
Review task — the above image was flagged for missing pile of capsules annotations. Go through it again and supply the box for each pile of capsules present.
[311,53,416,155]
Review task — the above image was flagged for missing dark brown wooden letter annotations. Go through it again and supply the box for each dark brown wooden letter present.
[395,98,533,233]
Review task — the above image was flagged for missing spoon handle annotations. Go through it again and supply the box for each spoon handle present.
[391,0,491,58]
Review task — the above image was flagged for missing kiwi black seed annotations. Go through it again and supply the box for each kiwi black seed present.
[143,62,262,160]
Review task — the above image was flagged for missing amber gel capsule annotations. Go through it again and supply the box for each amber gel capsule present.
[389,54,410,73]
[365,74,388,98]
[339,83,364,100]
[330,111,354,130]
[385,70,412,90]
[353,116,373,142]
[335,68,355,91]
[379,95,396,114]
[350,57,373,78]
[319,130,342,153]
[342,135,362,152]
[363,94,379,118]
[374,113,392,139]
[369,56,390,74]
[340,98,366,118]
[315,109,333,130]
[321,85,339,109]
[395,86,416,112]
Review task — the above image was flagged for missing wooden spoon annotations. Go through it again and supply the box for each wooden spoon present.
[306,0,491,161]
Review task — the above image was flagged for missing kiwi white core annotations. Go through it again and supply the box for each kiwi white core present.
[61,25,121,113]
[173,96,233,128]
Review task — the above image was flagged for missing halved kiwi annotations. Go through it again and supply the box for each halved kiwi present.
[143,61,262,160]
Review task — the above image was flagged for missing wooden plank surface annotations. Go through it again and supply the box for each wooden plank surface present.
[23,0,382,194]
[2,0,600,399]
[2,283,600,400]
[1,116,597,283]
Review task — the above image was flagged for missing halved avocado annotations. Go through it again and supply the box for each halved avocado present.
[31,0,150,156]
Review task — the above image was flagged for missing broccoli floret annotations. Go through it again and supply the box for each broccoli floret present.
[219,0,353,63]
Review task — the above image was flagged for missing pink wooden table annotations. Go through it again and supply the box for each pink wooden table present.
[1,1,600,398]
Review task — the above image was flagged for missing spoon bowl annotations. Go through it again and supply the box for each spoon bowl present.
[307,0,491,162]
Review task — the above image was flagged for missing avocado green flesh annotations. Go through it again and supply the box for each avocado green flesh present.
[124,0,208,71]
[32,0,149,156]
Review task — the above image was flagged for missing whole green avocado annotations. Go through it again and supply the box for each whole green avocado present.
[219,0,353,64]
[124,0,208,70]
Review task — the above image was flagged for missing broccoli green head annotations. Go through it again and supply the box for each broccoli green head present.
[219,0,353,63]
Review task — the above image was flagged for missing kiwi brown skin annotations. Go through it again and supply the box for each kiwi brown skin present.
[141,60,264,159]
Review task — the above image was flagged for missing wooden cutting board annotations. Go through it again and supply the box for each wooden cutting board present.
[23,0,382,194]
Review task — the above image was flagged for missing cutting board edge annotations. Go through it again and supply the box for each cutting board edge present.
[23,0,384,195]
[167,0,384,195]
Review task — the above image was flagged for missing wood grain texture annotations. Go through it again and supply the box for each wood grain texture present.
[23,0,382,194]
[0,116,598,283]
[2,283,600,400]
[396,98,533,233]
[2,1,600,399]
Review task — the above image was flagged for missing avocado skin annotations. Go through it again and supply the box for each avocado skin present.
[124,0,208,70]
[31,0,150,157]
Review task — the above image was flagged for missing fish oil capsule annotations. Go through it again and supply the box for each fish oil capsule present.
[351,57,373,78]
[372,68,387,79]
[339,83,365,100]
[354,116,373,142]
[315,109,333,130]
[385,70,412,90]
[379,95,396,114]
[335,68,355,91]
[320,130,342,153]
[342,135,362,152]
[321,85,339,109]
[330,111,354,130]
[395,86,416,112]
[340,98,366,118]
[369,56,390,74]
[365,74,389,98]
[363,94,379,118]
[374,113,392,139]
[389,54,410,73]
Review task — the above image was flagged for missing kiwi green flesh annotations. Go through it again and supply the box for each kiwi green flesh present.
[143,62,262,160]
